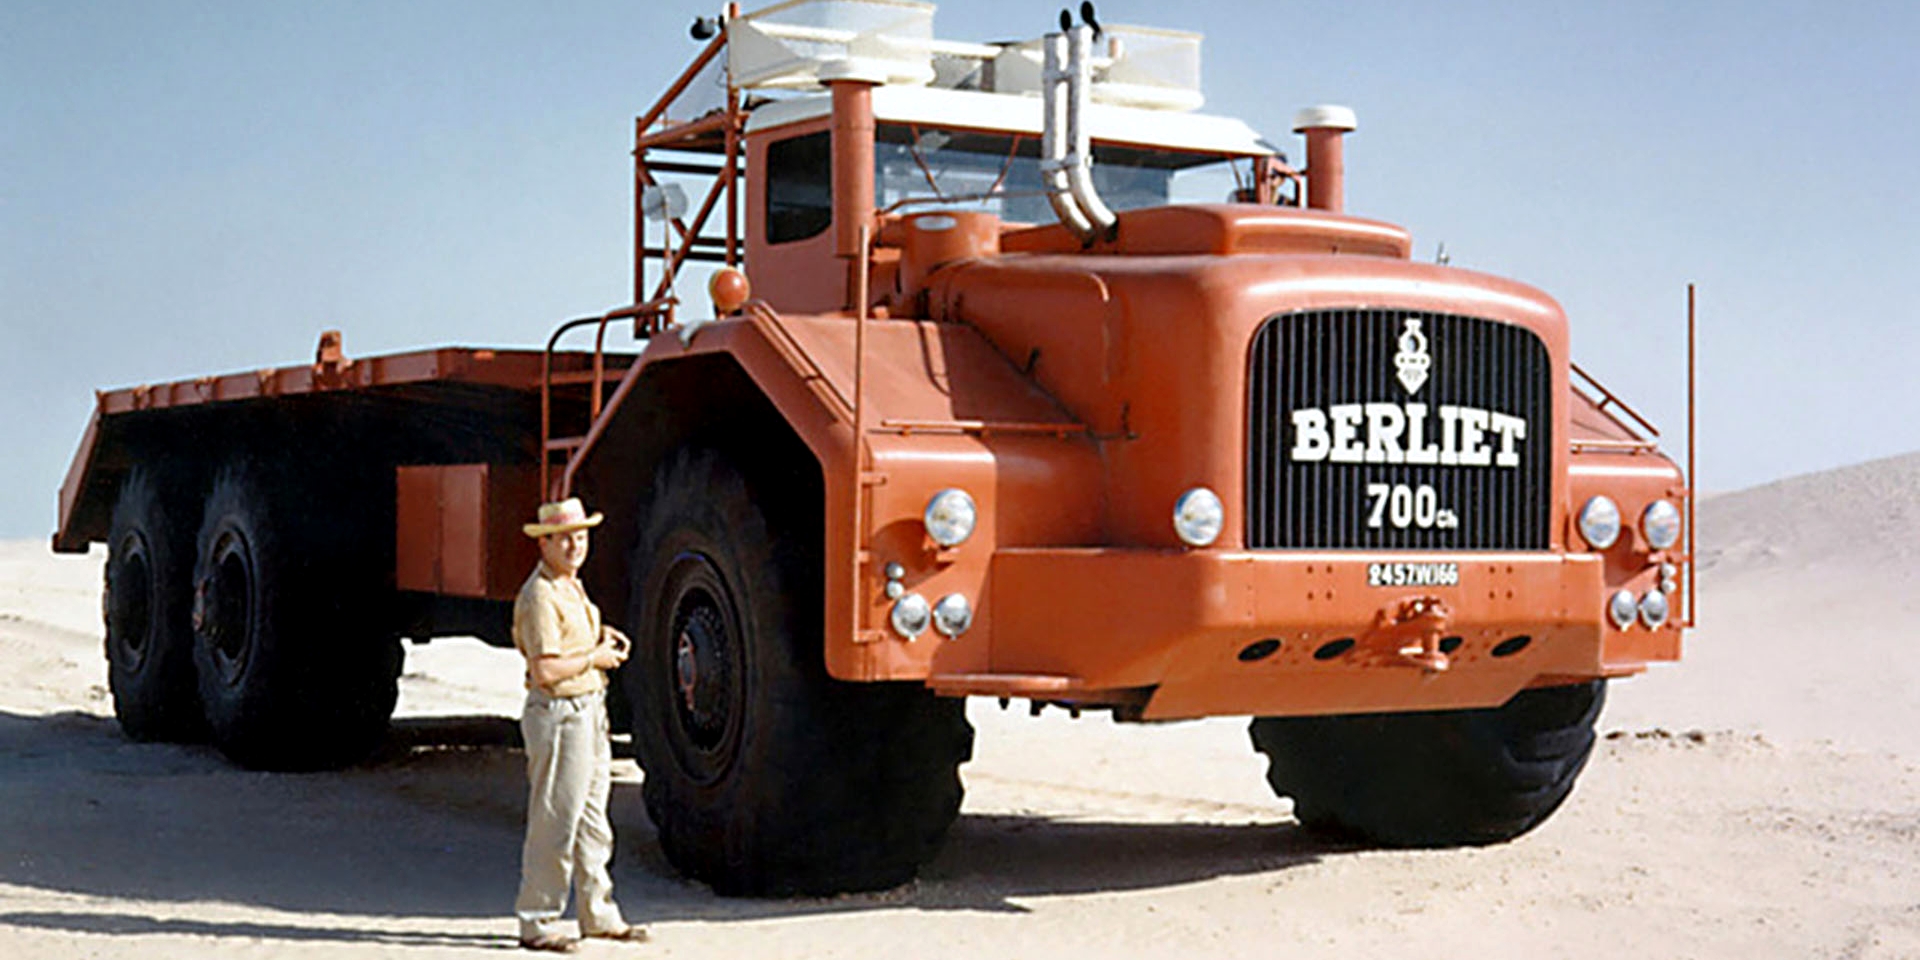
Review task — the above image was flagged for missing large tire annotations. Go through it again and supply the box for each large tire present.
[627,447,974,896]
[104,464,206,742]
[190,465,401,770]
[1249,680,1605,847]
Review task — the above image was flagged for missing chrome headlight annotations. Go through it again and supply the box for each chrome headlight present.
[1173,487,1224,547]
[1642,500,1682,551]
[1609,589,1638,629]
[923,489,977,548]
[890,593,930,639]
[1639,589,1670,628]
[1579,496,1621,550]
[932,594,973,638]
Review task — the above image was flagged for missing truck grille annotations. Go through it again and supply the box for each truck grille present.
[1246,309,1551,550]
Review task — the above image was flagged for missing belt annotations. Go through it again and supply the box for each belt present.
[525,685,606,705]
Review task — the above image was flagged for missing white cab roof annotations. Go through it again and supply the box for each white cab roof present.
[744,85,1277,157]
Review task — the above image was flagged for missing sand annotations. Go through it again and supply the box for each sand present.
[3,453,1918,958]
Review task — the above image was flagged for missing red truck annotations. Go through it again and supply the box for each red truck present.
[55,0,1693,896]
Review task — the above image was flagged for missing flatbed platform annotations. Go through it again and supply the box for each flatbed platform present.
[56,343,634,553]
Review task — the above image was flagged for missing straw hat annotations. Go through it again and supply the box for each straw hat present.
[523,497,604,537]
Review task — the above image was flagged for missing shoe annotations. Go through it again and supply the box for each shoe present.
[519,933,579,953]
[584,925,651,943]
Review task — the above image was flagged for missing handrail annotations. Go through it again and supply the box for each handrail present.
[850,223,876,644]
[540,297,674,498]
[1570,361,1661,440]
[742,300,855,419]
[1568,438,1658,453]
[878,417,1087,437]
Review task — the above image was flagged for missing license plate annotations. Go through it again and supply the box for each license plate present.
[1367,562,1460,587]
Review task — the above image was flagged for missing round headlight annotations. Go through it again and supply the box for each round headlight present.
[1609,589,1638,630]
[1579,496,1621,550]
[1639,589,1670,628]
[933,594,973,638]
[890,593,930,639]
[1642,500,1682,551]
[1173,487,1224,547]
[923,489,977,548]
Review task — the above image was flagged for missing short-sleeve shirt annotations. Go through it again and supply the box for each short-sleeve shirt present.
[512,563,606,698]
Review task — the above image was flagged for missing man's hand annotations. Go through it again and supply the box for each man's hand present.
[603,625,632,657]
[590,635,629,671]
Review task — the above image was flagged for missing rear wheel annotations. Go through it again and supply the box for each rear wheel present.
[104,464,205,742]
[1249,680,1605,846]
[627,447,973,896]
[191,465,400,770]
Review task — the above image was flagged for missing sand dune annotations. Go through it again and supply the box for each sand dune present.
[1605,449,1920,756]
[2,454,1918,958]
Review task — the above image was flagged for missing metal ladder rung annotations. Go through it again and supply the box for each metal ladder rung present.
[547,370,623,386]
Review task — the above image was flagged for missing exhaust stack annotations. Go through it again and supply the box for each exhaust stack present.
[1293,105,1358,213]
[1042,23,1117,243]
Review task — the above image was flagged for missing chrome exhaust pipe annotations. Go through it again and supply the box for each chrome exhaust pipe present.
[1042,24,1115,243]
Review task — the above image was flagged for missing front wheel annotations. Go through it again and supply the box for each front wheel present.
[1249,680,1605,847]
[627,447,973,896]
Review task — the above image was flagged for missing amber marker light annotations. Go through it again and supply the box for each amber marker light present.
[708,267,751,315]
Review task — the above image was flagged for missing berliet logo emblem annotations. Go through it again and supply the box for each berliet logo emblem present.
[1394,318,1431,395]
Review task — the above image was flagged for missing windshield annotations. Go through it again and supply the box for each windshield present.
[874,123,1254,224]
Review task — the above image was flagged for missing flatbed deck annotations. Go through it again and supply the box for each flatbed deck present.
[55,344,632,552]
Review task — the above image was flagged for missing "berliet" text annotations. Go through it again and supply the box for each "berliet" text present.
[1290,403,1528,467]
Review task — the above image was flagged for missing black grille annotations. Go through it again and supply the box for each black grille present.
[1247,309,1551,550]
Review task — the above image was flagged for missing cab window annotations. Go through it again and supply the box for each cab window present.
[765,131,832,244]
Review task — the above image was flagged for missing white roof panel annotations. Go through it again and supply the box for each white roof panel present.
[745,86,1275,156]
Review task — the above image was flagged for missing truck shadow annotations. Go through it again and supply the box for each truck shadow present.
[0,709,1335,943]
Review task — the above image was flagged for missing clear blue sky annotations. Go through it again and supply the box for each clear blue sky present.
[3,0,1915,538]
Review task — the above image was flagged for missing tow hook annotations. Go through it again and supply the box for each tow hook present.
[1360,596,1453,673]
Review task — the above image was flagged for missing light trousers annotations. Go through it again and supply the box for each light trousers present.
[515,688,625,940]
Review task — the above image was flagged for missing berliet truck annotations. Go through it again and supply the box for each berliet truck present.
[54,1,1695,896]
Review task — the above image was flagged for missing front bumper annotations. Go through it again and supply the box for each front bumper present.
[964,548,1672,720]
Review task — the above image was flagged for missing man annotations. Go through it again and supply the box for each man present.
[512,497,648,952]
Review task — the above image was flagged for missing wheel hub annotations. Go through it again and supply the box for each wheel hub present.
[675,631,699,711]
[110,535,154,665]
[205,531,255,686]
[670,600,731,749]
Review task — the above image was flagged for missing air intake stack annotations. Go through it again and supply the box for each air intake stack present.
[1293,105,1358,213]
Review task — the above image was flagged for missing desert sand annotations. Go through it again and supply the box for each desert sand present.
[3,454,1919,958]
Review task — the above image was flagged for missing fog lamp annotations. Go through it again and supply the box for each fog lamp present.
[891,593,930,639]
[1639,589,1670,628]
[933,593,973,638]
[1609,589,1638,630]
